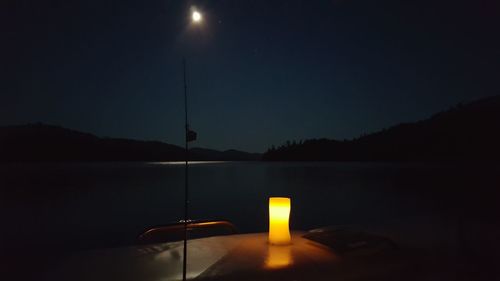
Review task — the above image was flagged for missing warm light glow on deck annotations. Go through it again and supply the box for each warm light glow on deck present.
[265,245,293,269]
[269,197,291,245]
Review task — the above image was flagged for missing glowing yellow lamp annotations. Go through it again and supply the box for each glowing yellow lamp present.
[268,197,291,245]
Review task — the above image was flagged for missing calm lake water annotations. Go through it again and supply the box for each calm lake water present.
[1,161,499,252]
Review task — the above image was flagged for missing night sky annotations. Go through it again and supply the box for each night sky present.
[2,0,499,152]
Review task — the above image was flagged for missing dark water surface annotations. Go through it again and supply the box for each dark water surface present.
[1,161,499,252]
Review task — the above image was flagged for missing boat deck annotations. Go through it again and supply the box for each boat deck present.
[48,230,422,281]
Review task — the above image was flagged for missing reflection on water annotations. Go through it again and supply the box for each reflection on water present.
[149,161,229,165]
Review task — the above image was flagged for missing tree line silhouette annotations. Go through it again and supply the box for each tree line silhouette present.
[264,95,500,161]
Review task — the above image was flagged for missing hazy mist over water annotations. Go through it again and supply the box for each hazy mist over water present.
[1,161,499,251]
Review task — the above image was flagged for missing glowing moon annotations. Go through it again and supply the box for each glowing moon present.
[192,11,202,23]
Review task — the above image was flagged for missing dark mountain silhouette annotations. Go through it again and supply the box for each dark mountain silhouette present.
[0,124,261,162]
[264,95,500,161]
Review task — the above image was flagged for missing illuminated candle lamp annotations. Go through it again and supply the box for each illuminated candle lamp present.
[268,197,291,245]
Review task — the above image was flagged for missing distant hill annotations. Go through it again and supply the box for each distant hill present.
[264,95,500,161]
[0,124,261,162]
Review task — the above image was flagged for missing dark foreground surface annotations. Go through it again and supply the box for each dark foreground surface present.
[1,161,499,280]
[49,228,500,281]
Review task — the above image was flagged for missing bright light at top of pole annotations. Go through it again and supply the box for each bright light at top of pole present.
[192,11,202,23]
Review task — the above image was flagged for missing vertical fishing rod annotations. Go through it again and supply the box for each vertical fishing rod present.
[182,58,189,281]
